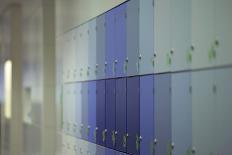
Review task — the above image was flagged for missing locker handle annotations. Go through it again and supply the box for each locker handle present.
[124,58,128,74]
[136,135,142,151]
[208,40,219,61]
[112,130,116,146]
[113,60,118,75]
[123,133,128,148]
[87,125,90,136]
[86,67,90,76]
[102,129,107,142]
[95,64,98,75]
[94,127,98,139]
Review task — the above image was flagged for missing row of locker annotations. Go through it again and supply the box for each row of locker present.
[59,0,232,83]
[62,67,232,155]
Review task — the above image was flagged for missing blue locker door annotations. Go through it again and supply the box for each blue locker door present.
[96,15,106,79]
[88,81,96,143]
[154,74,172,155]
[139,0,154,75]
[115,78,127,152]
[115,4,127,77]
[96,80,106,146]
[126,0,139,76]
[75,83,82,138]
[106,79,116,149]
[171,73,192,155]
[127,76,140,155]
[105,9,116,78]
[140,75,154,155]
[81,82,88,140]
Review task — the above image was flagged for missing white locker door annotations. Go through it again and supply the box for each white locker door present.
[192,70,217,155]
[88,19,97,81]
[191,0,216,69]
[215,68,232,155]
[170,0,191,71]
[76,83,82,138]
[70,84,76,136]
[215,0,232,67]
[154,0,171,73]
[62,85,69,133]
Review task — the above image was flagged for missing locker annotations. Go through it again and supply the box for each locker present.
[154,74,172,155]
[192,70,216,155]
[105,9,116,78]
[88,19,97,80]
[81,82,88,140]
[88,141,96,155]
[106,79,116,149]
[62,84,69,133]
[75,83,82,138]
[96,144,106,155]
[70,84,76,136]
[170,0,191,71]
[77,24,89,81]
[115,78,127,152]
[88,81,96,143]
[215,68,232,155]
[171,72,192,155]
[215,0,232,66]
[140,75,154,155]
[191,0,216,69]
[139,0,154,75]
[126,0,139,76]
[96,15,106,79]
[96,80,106,146]
[115,4,127,77]
[154,0,171,73]
[127,76,140,155]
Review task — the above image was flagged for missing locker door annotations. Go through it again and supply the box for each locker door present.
[171,73,192,155]
[96,80,106,146]
[115,4,127,77]
[140,75,154,155]
[106,79,116,149]
[96,15,106,79]
[115,78,127,152]
[96,144,106,155]
[126,0,139,76]
[88,141,97,155]
[127,76,140,155]
[70,84,76,136]
[154,74,172,155]
[88,19,97,81]
[191,0,216,69]
[75,82,82,138]
[154,0,171,73]
[75,28,81,81]
[81,82,88,140]
[62,84,69,133]
[192,70,216,155]
[215,0,232,67]
[215,68,232,155]
[88,81,96,143]
[139,0,154,75]
[170,0,191,71]
[105,9,116,78]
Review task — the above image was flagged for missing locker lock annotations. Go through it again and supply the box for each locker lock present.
[123,133,129,148]
[95,64,98,75]
[94,127,98,139]
[170,49,174,55]
[112,131,116,146]
[139,54,142,60]
[105,62,107,66]
[214,40,219,47]
[154,138,158,145]
[87,125,91,136]
[80,124,84,134]
[102,129,107,142]
[171,142,175,149]
[192,147,196,154]
[136,135,142,151]
[124,58,129,73]
[190,45,195,51]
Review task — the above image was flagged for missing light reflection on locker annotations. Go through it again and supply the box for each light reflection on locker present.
[126,0,139,76]
[171,72,192,155]
[139,0,154,75]
[154,73,172,155]
[140,75,154,155]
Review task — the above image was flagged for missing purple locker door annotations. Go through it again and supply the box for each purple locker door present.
[81,82,88,140]
[115,78,127,152]
[96,80,106,146]
[88,81,96,143]
[115,4,127,77]
[105,9,116,78]
[106,79,116,149]
[154,73,172,155]
[127,76,140,155]
[140,75,154,155]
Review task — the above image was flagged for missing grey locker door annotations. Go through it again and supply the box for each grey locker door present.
[170,0,191,71]
[127,76,140,155]
[96,80,106,146]
[105,9,116,78]
[115,78,127,152]
[75,82,82,138]
[62,84,69,133]
[81,82,88,140]
[106,79,116,149]
[171,72,192,155]
[88,81,96,143]
[140,75,154,155]
[215,68,232,155]
[192,70,216,155]
[126,0,139,76]
[154,73,172,155]
[115,4,127,78]
[88,19,97,80]
[139,0,154,75]
[96,15,106,79]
